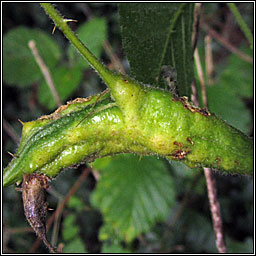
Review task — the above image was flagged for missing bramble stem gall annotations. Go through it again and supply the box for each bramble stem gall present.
[3,4,253,187]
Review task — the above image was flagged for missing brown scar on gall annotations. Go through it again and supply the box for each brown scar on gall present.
[234,160,240,166]
[39,96,95,121]
[172,96,210,117]
[173,141,184,147]
[186,137,194,145]
[39,90,110,121]
[168,150,190,160]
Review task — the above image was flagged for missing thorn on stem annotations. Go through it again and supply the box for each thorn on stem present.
[63,19,78,23]
[52,19,78,34]
[51,25,56,35]
[18,119,24,126]
[7,151,17,158]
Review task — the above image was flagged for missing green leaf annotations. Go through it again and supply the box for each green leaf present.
[182,209,217,253]
[62,237,88,253]
[168,161,204,196]
[219,48,253,98]
[67,18,107,69]
[91,154,176,242]
[3,26,61,87]
[38,65,82,110]
[67,195,84,212]
[227,3,253,49]
[118,3,194,97]
[62,214,80,241]
[207,50,253,134]
[226,237,253,253]
[101,242,132,253]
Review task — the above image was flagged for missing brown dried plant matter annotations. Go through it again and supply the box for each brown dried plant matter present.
[20,174,58,253]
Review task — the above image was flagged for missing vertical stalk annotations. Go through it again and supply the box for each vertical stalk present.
[204,168,227,253]
[193,6,227,251]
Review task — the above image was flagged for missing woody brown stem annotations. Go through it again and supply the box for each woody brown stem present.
[193,19,227,251]
[204,168,227,253]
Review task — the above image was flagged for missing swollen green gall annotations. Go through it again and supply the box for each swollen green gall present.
[3,4,253,187]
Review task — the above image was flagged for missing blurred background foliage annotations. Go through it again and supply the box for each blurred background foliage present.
[2,3,253,253]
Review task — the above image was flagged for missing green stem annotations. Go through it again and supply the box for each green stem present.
[227,3,253,49]
[40,3,116,87]
[40,3,144,116]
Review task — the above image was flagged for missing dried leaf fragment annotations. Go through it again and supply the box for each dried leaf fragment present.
[21,173,57,253]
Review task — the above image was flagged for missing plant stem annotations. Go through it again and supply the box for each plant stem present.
[204,168,227,253]
[194,38,227,252]
[28,40,62,107]
[81,3,126,74]
[200,22,252,64]
[3,118,20,144]
[192,3,201,52]
[205,35,214,85]
[194,48,207,107]
[29,167,91,253]
[227,3,253,49]
[40,3,116,87]
[103,40,126,75]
